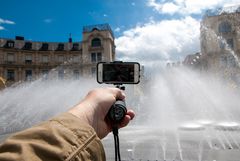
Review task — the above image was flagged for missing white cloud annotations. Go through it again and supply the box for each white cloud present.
[115,16,200,66]
[103,14,108,17]
[161,2,180,15]
[4,20,15,25]
[43,18,53,23]
[0,19,4,24]
[115,0,240,68]
[147,0,240,15]
[0,18,15,25]
[131,2,136,6]
[114,27,121,32]
[0,18,15,30]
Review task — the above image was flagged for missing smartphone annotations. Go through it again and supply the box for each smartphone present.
[97,62,140,84]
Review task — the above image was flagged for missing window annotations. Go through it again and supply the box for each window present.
[73,70,80,79]
[91,53,96,62]
[218,21,232,33]
[91,67,96,77]
[58,70,64,80]
[58,55,64,62]
[7,70,15,81]
[73,55,80,63]
[219,40,225,49]
[219,38,234,50]
[42,70,48,75]
[227,39,234,49]
[227,55,236,68]
[72,43,79,50]
[41,43,49,51]
[42,70,48,80]
[25,55,32,64]
[220,55,236,68]
[23,42,32,50]
[42,55,49,63]
[91,38,101,47]
[220,56,227,67]
[91,52,102,62]
[7,53,14,63]
[5,41,14,48]
[56,43,64,51]
[97,52,102,61]
[25,70,32,81]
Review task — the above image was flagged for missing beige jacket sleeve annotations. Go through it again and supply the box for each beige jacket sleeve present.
[0,113,106,161]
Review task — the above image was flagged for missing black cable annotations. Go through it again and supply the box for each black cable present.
[113,126,121,161]
[113,134,117,161]
[116,133,121,161]
[110,85,125,161]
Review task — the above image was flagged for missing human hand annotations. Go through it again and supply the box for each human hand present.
[68,88,135,139]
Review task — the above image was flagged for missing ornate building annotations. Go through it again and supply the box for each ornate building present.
[0,24,115,86]
[183,5,240,85]
[200,5,240,76]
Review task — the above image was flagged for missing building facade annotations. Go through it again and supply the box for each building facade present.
[200,5,240,76]
[0,24,115,86]
[183,5,240,86]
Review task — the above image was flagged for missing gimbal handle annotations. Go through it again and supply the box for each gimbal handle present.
[107,85,127,125]
[108,100,127,124]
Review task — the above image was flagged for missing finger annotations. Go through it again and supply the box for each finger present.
[126,109,135,120]
[118,110,135,128]
[119,115,132,128]
[107,87,126,100]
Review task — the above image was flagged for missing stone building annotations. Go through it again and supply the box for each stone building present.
[182,52,204,69]
[200,5,240,78]
[0,24,115,86]
[183,5,240,85]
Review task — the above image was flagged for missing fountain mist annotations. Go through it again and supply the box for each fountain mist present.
[103,67,240,161]
[0,66,240,161]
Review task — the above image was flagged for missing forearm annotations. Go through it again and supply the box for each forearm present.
[0,113,106,161]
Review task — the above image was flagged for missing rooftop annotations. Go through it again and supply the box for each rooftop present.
[83,23,114,38]
[0,38,82,51]
[204,5,240,17]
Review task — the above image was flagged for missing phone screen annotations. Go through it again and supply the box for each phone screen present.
[97,62,140,84]
[103,63,134,83]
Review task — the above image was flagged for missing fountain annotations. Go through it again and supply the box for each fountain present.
[0,77,100,140]
[0,64,240,160]
[101,67,240,161]
[1,10,240,161]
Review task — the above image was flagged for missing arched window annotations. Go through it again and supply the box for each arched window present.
[91,38,101,47]
[218,21,232,33]
[92,28,99,31]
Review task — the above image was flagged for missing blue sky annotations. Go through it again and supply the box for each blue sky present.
[1,0,239,64]
[0,0,154,42]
